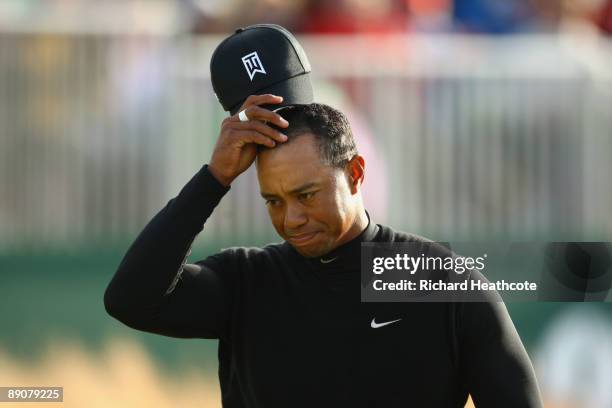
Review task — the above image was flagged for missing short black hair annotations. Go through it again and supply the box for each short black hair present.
[266,103,358,168]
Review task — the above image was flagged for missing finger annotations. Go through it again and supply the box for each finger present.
[232,130,277,148]
[233,121,288,143]
[231,105,288,128]
[240,94,283,111]
[240,105,289,128]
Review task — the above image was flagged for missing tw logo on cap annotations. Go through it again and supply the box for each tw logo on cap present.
[241,51,266,81]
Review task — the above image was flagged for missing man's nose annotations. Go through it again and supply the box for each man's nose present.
[284,204,307,231]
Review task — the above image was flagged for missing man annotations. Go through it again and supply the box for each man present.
[104,93,543,407]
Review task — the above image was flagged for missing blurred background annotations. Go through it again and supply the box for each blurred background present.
[1,0,612,407]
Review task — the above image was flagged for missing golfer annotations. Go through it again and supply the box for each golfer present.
[104,24,543,408]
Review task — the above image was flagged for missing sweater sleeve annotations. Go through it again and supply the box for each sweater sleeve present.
[103,164,234,339]
[459,271,544,408]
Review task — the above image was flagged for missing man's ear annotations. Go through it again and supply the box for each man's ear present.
[346,155,365,194]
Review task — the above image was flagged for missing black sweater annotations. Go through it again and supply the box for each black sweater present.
[104,164,543,408]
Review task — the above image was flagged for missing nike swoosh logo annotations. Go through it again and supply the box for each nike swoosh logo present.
[371,318,402,329]
[320,257,338,264]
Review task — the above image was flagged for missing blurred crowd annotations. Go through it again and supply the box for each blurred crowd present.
[1,0,612,36]
[188,0,612,36]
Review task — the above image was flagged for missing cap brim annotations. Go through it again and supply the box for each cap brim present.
[229,73,314,115]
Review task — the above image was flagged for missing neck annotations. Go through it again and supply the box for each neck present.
[338,208,369,247]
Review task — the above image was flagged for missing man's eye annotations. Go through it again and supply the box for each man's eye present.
[299,192,315,201]
[265,199,280,207]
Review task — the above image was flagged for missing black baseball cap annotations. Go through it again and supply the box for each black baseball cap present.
[210,24,314,115]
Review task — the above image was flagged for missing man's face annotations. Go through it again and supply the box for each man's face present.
[256,133,357,257]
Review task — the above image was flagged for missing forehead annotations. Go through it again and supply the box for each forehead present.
[256,133,334,189]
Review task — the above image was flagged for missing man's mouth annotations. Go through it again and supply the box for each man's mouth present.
[287,232,318,245]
